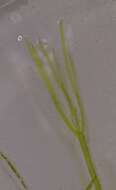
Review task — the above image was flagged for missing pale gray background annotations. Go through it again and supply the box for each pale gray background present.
[0,0,116,189]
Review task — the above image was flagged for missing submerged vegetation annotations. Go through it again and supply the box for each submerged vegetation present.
[0,20,102,190]
[26,19,102,190]
[0,151,29,190]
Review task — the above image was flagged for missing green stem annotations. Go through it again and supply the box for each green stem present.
[75,132,102,190]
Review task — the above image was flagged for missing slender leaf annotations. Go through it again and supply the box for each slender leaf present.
[59,19,87,134]
[0,152,28,190]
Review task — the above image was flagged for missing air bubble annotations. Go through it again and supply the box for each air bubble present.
[17,35,23,42]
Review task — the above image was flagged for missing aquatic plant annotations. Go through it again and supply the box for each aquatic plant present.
[26,19,102,190]
[0,151,29,190]
[0,19,102,190]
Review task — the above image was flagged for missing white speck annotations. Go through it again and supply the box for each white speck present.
[17,35,23,42]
